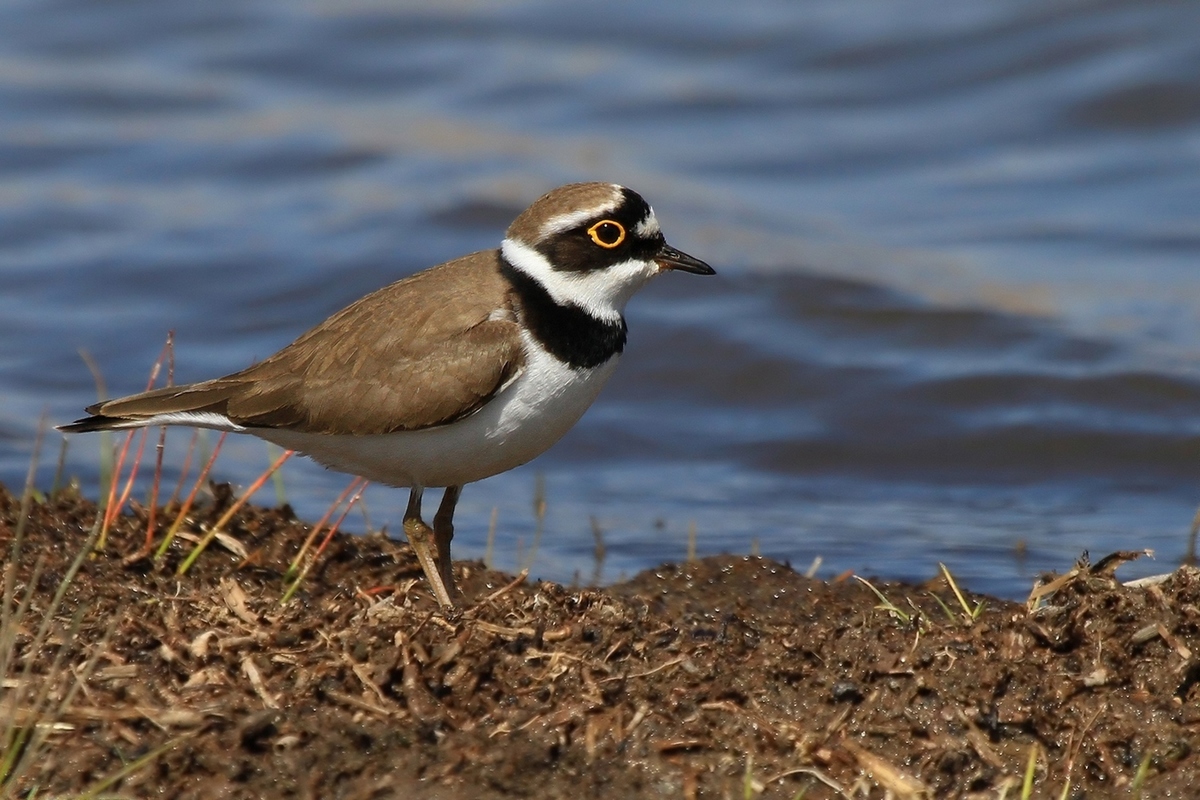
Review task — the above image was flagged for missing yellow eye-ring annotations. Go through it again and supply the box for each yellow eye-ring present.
[587,220,626,249]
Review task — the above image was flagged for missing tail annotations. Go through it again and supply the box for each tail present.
[58,381,251,434]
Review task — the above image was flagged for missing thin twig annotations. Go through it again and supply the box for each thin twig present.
[465,570,529,616]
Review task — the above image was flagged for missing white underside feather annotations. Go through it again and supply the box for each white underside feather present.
[254,331,618,488]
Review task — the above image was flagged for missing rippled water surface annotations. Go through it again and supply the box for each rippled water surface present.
[3,0,1200,597]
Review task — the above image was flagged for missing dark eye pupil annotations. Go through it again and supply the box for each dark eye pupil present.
[599,224,618,242]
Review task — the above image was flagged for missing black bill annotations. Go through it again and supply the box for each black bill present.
[656,243,716,275]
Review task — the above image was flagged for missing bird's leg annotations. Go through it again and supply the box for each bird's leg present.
[403,486,455,609]
[432,485,461,603]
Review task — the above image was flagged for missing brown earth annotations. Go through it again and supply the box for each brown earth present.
[3,481,1200,799]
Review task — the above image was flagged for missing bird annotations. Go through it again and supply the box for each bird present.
[60,182,715,608]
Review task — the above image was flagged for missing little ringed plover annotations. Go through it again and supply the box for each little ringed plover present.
[60,182,715,608]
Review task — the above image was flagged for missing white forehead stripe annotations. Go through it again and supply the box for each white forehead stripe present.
[538,188,623,238]
[634,210,660,238]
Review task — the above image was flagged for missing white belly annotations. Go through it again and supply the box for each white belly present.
[255,338,619,489]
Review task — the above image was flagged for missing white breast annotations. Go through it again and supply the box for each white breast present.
[256,331,619,489]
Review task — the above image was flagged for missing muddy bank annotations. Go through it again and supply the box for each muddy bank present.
[2,482,1198,798]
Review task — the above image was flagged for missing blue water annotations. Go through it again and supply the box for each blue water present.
[3,0,1200,597]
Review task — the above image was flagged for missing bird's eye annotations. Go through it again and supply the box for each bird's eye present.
[587,220,626,249]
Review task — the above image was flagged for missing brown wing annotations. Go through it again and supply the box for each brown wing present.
[72,251,525,435]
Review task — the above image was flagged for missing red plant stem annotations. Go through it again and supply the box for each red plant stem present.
[142,332,174,553]
[98,430,136,549]
[313,482,367,560]
[155,431,228,562]
[112,428,149,521]
[99,343,169,548]
[288,477,367,575]
[282,481,367,602]
[175,448,294,576]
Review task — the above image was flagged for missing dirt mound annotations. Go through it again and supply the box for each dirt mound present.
[3,483,1198,798]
